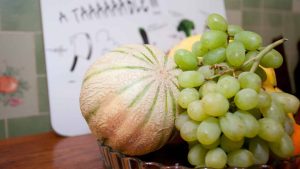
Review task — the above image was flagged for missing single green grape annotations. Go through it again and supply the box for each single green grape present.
[260,101,285,124]
[207,13,228,32]
[228,25,243,36]
[258,117,284,142]
[180,120,199,142]
[220,112,245,141]
[178,88,199,109]
[234,31,262,50]
[270,92,300,114]
[283,114,295,136]
[202,92,229,117]
[234,88,258,110]
[220,134,244,153]
[174,49,198,70]
[202,138,220,149]
[202,47,226,65]
[238,72,262,92]
[227,149,255,168]
[198,65,214,79]
[269,133,294,159]
[196,117,221,145]
[249,137,269,165]
[226,41,246,67]
[178,71,205,88]
[188,144,208,166]
[260,49,283,68]
[205,148,227,169]
[234,110,259,138]
[199,81,218,97]
[201,30,228,50]
[187,100,208,121]
[192,41,209,57]
[175,112,190,130]
[216,75,240,98]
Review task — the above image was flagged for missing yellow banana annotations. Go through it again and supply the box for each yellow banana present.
[261,67,282,92]
[168,35,201,57]
[262,67,277,86]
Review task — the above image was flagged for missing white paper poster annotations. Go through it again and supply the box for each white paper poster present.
[40,0,226,136]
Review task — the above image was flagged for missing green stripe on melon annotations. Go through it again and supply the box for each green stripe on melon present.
[80,44,181,155]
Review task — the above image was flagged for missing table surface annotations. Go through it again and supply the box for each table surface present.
[0,132,105,169]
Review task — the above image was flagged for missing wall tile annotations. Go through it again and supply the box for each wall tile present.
[282,13,297,52]
[293,13,300,39]
[0,120,5,139]
[264,0,292,10]
[38,76,50,114]
[263,12,282,28]
[261,28,283,46]
[293,0,300,12]
[0,32,39,119]
[224,0,241,10]
[285,13,300,93]
[0,14,2,30]
[7,115,52,137]
[35,33,46,75]
[243,0,261,8]
[242,10,262,27]
[0,0,42,31]
[226,10,242,25]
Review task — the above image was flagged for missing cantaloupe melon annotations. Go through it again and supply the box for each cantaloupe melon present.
[80,44,181,155]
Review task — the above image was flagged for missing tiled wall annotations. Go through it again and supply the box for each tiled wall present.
[0,0,51,139]
[0,0,299,139]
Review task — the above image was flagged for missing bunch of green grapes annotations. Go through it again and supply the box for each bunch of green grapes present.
[174,13,300,169]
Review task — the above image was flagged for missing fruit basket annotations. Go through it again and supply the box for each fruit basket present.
[80,13,300,169]
[98,141,300,169]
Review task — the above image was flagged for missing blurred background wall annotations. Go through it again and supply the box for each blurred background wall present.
[0,0,299,139]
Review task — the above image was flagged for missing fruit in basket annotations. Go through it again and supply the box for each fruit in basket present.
[80,44,181,155]
[172,13,300,168]
[292,119,300,155]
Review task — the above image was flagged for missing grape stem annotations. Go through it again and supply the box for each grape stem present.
[249,38,288,73]
[243,56,257,66]
[206,66,234,80]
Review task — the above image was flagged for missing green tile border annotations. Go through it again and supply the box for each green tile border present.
[224,0,241,10]
[38,76,50,114]
[0,0,43,31]
[7,115,52,138]
[35,33,46,75]
[294,13,300,39]
[0,120,5,139]
[242,10,262,27]
[243,0,261,8]
[262,11,283,28]
[263,0,292,10]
